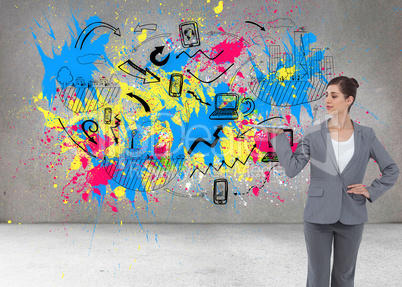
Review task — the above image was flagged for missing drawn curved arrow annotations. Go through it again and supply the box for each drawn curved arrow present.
[245,20,265,31]
[236,116,284,139]
[81,120,99,144]
[240,98,255,117]
[187,64,234,84]
[229,56,255,90]
[234,164,277,196]
[206,31,251,46]
[127,92,151,112]
[132,33,172,52]
[58,118,96,158]
[150,46,170,67]
[75,21,121,50]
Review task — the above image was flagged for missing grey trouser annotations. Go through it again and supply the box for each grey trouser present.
[304,221,364,287]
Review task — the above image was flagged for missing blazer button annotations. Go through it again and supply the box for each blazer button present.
[337,178,342,182]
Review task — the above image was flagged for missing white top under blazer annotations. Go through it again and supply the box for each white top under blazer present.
[331,132,355,173]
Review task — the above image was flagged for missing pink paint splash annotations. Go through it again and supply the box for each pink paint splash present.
[285,114,292,125]
[264,170,271,182]
[106,202,118,212]
[210,38,246,65]
[154,144,168,160]
[86,166,110,187]
[80,157,89,169]
[251,149,260,164]
[238,87,247,94]
[252,187,260,196]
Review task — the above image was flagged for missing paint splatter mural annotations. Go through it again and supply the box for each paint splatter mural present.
[0,0,398,225]
[27,1,338,218]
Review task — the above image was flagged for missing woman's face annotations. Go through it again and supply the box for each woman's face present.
[325,84,353,115]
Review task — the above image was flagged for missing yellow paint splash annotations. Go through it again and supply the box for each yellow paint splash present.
[138,30,147,43]
[276,65,295,81]
[220,127,254,174]
[69,155,83,173]
[115,186,126,197]
[37,106,63,131]
[214,1,224,14]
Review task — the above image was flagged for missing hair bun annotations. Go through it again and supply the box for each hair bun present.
[351,78,359,88]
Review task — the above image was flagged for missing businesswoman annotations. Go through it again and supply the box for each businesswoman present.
[263,76,399,287]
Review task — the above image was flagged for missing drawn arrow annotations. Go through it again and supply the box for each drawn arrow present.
[81,120,99,144]
[118,60,160,84]
[229,56,255,90]
[188,125,223,155]
[150,46,170,67]
[127,92,151,112]
[190,144,257,178]
[110,114,121,144]
[240,98,255,117]
[58,118,96,158]
[75,22,121,50]
[132,33,172,52]
[245,20,265,31]
[187,64,234,84]
[176,49,223,60]
[187,91,211,106]
[234,164,277,196]
[236,116,284,139]
[207,31,251,46]
[134,23,157,33]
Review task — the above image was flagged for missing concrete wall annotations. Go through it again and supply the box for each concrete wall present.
[0,0,400,223]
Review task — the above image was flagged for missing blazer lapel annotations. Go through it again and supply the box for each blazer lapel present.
[320,119,340,174]
[340,120,362,176]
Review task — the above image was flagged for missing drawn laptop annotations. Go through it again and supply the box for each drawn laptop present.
[262,129,293,162]
[209,93,239,120]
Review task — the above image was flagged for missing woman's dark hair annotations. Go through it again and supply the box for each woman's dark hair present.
[327,76,359,112]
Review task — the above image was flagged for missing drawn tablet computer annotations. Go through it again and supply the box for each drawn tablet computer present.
[179,21,201,48]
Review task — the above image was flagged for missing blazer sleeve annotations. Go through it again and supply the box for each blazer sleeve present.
[367,128,400,203]
[270,129,310,178]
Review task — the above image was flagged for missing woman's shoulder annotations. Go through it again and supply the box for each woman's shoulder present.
[352,121,376,142]
[352,121,374,134]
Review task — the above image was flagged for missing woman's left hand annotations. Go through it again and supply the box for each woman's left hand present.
[347,184,370,198]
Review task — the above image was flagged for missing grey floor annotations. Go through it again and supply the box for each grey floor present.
[0,224,401,287]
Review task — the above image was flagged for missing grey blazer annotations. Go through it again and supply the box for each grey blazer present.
[270,119,399,224]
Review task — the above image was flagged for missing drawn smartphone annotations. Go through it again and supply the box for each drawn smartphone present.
[169,73,183,97]
[179,21,201,48]
[213,179,228,205]
[104,107,112,124]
